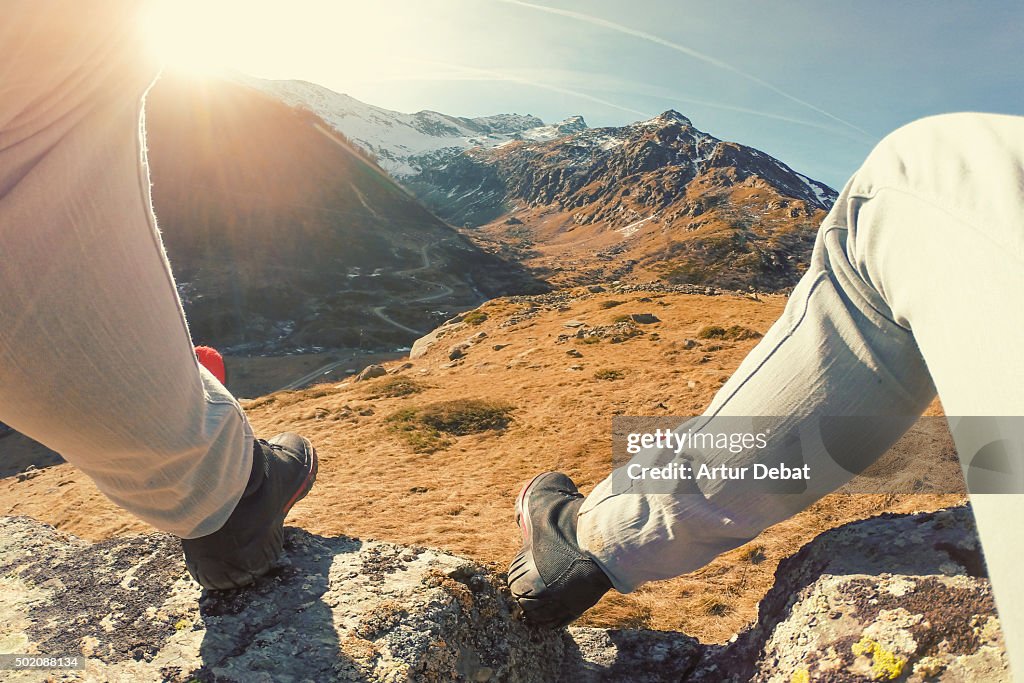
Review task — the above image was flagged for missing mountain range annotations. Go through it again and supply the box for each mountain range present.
[241,76,837,292]
[142,75,839,351]
[236,74,551,178]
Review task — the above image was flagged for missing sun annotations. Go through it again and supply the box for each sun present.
[139,0,250,76]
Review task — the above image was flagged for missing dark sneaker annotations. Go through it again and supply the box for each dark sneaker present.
[182,432,318,590]
[507,472,612,628]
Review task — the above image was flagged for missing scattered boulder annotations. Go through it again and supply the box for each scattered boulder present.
[16,465,41,482]
[629,313,660,325]
[411,318,466,359]
[449,344,470,361]
[566,349,583,358]
[354,364,387,382]
[410,329,442,359]
[563,320,587,329]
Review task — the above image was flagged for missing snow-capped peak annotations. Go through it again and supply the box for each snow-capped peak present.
[519,115,589,142]
[643,109,692,127]
[233,74,553,177]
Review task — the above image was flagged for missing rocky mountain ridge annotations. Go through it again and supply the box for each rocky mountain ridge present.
[408,109,834,227]
[414,111,837,291]
[235,75,553,178]
[237,76,839,292]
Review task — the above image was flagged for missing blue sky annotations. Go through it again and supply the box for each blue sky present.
[168,0,1023,189]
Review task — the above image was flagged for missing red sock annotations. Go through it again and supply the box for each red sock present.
[194,345,227,385]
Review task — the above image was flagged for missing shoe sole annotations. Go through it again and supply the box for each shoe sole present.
[186,437,318,590]
[507,472,551,606]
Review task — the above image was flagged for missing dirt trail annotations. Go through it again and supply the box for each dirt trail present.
[370,241,459,333]
[275,239,458,392]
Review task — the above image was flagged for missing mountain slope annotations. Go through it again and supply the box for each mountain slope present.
[407,110,838,291]
[235,75,546,178]
[144,76,545,353]
[0,285,959,641]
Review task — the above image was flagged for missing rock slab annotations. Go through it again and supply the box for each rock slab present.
[0,517,697,682]
[0,506,1009,682]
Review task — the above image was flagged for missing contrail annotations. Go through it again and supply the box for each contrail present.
[407,60,862,141]
[493,0,873,139]
[417,59,651,118]
[662,96,866,142]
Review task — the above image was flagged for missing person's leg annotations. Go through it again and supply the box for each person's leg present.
[0,0,252,539]
[515,114,1024,658]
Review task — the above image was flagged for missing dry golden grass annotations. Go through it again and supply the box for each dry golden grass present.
[0,288,962,643]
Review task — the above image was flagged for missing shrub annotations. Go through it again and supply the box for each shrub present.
[594,368,625,381]
[416,399,513,435]
[723,324,762,341]
[463,311,488,325]
[364,377,425,399]
[696,595,734,617]
[387,399,513,452]
[610,314,632,324]
[697,324,762,341]
[739,544,766,564]
[697,325,727,339]
[387,408,452,453]
[598,300,625,309]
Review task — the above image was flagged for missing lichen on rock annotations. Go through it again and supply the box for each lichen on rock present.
[0,506,1009,682]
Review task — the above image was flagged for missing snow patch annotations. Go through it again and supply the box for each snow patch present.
[617,213,658,238]
[234,74,561,178]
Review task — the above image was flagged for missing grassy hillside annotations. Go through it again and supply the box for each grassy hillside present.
[0,286,961,642]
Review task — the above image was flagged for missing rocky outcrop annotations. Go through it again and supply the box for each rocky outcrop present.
[0,516,699,682]
[353,365,388,382]
[0,506,1007,682]
[698,506,1009,682]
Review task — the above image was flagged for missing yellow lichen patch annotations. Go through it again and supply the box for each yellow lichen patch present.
[174,618,191,631]
[790,668,810,683]
[851,637,907,680]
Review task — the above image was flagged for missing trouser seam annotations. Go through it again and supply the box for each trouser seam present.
[697,272,828,425]
[819,225,909,333]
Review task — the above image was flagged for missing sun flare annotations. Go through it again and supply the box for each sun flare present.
[140,0,252,76]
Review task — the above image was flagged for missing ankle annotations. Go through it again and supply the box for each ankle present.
[243,440,269,496]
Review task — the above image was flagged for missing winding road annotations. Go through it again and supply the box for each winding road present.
[271,125,476,392]
[370,241,455,336]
